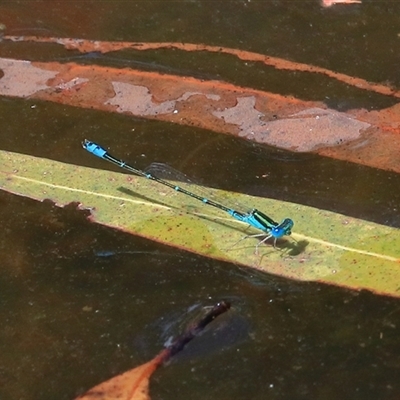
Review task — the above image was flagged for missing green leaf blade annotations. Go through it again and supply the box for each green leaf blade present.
[1,149,399,296]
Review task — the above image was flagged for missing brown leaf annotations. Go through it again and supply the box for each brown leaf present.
[75,350,168,400]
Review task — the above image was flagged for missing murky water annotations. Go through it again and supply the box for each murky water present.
[1,1,400,399]
[1,192,400,400]
[1,97,399,399]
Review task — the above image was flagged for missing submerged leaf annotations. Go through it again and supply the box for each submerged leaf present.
[75,351,166,400]
[0,149,399,296]
[75,302,230,400]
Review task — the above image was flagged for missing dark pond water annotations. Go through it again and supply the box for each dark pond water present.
[0,1,400,399]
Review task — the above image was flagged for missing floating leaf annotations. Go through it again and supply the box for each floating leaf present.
[0,149,399,296]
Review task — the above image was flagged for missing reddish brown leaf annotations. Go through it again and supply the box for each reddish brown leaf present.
[75,350,167,400]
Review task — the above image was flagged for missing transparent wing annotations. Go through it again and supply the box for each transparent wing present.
[144,162,253,214]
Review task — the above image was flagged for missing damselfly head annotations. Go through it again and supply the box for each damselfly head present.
[270,218,294,238]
